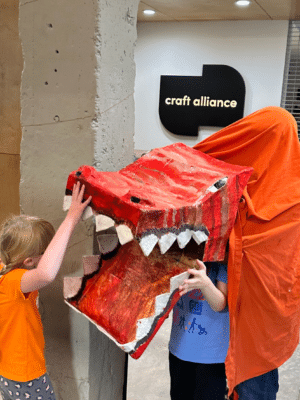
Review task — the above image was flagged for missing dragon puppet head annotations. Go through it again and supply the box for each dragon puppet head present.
[63,143,252,358]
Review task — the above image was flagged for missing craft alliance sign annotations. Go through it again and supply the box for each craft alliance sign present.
[159,65,246,136]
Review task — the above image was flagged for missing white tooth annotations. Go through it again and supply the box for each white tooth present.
[116,224,134,245]
[82,255,101,275]
[63,195,72,211]
[97,233,119,254]
[139,234,158,256]
[158,233,177,254]
[63,277,83,299]
[95,214,115,232]
[192,230,208,244]
[82,206,93,220]
[177,229,192,249]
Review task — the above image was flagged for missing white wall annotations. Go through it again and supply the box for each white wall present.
[134,20,289,150]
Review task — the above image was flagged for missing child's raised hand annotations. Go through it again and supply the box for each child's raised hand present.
[66,182,92,226]
[179,260,210,296]
[20,182,92,294]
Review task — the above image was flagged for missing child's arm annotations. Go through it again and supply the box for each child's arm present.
[21,182,92,294]
[179,259,227,312]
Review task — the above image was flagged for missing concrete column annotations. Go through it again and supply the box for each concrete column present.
[19,0,139,399]
[89,3,139,398]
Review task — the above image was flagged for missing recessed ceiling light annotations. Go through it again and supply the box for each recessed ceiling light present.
[143,9,156,15]
[235,0,251,6]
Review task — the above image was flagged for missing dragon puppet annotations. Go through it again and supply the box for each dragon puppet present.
[63,106,300,397]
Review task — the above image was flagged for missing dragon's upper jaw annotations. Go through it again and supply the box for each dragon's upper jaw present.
[64,191,209,258]
[64,143,253,262]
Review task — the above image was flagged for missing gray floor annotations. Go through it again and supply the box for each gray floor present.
[127,314,300,400]
[1,317,298,400]
[127,315,172,400]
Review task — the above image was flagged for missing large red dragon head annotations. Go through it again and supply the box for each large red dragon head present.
[63,143,252,358]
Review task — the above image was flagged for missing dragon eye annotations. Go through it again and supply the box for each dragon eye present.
[130,196,141,203]
[76,171,82,177]
[207,177,228,194]
[214,177,228,190]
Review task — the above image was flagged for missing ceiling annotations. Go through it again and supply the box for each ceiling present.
[137,0,300,22]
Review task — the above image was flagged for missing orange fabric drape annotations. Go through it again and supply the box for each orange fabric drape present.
[194,106,300,395]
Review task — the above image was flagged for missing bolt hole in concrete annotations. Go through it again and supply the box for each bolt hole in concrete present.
[55,50,59,54]
[45,82,48,85]
[48,23,53,28]
[53,115,60,122]
[54,69,57,72]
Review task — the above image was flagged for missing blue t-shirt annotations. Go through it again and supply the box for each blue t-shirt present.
[169,263,229,364]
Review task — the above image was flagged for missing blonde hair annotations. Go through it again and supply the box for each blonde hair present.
[0,215,55,276]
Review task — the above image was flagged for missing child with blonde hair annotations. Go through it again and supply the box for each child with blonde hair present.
[0,182,91,400]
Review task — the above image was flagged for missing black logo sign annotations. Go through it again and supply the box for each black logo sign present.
[159,65,245,136]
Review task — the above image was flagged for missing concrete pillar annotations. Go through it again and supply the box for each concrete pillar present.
[89,3,139,398]
[0,0,23,224]
[19,0,139,399]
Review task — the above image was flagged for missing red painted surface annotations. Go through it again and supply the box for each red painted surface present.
[65,143,253,357]
[70,243,186,345]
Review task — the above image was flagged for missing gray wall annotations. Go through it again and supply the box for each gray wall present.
[19,0,139,398]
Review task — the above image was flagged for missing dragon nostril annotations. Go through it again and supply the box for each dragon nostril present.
[130,196,141,203]
[76,171,82,177]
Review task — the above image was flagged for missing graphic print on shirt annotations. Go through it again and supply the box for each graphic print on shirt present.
[189,299,203,315]
[175,289,207,335]
[197,324,208,335]
[188,317,198,333]
[188,289,204,316]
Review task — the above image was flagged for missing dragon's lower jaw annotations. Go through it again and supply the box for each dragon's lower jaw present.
[63,201,220,357]
[64,240,195,356]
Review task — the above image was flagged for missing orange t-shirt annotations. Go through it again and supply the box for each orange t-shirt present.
[0,268,46,381]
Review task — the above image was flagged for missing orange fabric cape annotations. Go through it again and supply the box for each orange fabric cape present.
[194,106,300,396]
